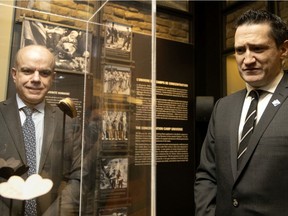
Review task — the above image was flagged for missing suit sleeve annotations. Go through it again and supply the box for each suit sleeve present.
[194,99,220,216]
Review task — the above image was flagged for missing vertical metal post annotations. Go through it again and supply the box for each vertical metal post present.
[151,0,157,216]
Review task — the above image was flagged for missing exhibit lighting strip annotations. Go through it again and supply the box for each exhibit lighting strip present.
[151,0,157,216]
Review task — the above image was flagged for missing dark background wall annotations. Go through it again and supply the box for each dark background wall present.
[194,2,222,168]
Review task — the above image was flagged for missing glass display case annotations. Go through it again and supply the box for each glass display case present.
[0,1,156,215]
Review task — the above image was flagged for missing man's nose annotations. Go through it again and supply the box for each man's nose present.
[243,51,256,64]
[31,71,41,81]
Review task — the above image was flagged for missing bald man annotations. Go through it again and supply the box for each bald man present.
[0,45,81,215]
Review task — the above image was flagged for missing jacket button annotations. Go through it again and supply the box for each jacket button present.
[232,198,239,207]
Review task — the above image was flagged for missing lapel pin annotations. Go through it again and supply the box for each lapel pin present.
[272,99,281,107]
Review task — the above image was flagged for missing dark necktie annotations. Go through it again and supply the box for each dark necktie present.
[237,90,261,169]
[22,107,37,216]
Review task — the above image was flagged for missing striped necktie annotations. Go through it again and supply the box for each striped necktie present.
[22,106,37,216]
[237,90,261,169]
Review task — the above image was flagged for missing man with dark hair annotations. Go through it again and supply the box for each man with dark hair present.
[195,10,288,216]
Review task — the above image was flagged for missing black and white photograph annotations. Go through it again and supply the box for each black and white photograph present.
[98,207,128,216]
[21,20,91,73]
[103,65,131,95]
[100,157,128,190]
[104,21,132,61]
[102,110,128,142]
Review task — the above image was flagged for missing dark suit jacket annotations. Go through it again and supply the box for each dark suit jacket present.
[0,96,82,215]
[194,72,288,216]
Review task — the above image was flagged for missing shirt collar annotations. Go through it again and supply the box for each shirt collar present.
[16,94,45,113]
[245,70,284,96]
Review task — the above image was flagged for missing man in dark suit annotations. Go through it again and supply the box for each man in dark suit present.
[0,45,81,215]
[194,10,288,216]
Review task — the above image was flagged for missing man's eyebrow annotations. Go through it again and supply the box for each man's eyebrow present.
[20,67,34,71]
[20,67,52,71]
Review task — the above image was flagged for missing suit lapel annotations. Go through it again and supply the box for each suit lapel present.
[38,103,57,173]
[236,72,288,178]
[230,90,247,180]
[0,97,27,163]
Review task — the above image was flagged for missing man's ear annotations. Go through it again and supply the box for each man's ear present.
[11,68,17,83]
[280,40,288,59]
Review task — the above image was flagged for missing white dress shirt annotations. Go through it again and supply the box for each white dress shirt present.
[238,71,284,145]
